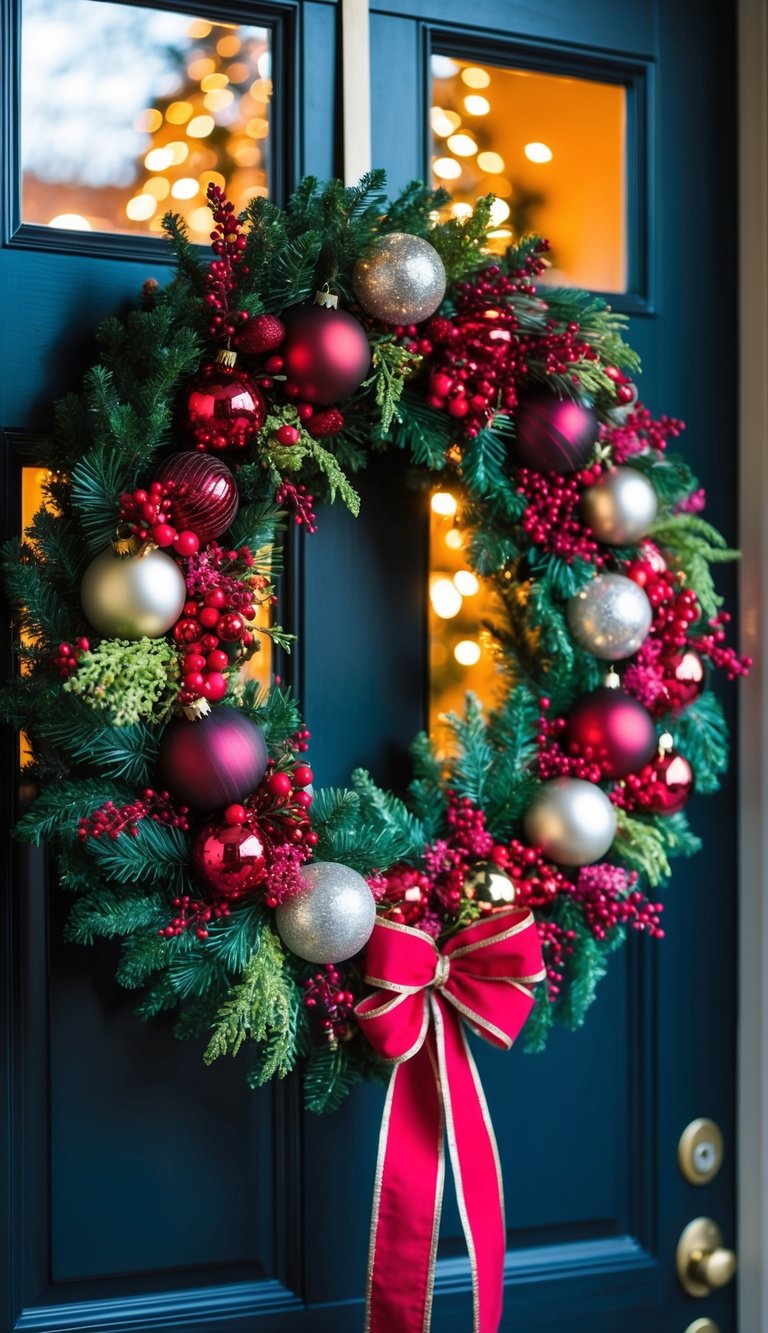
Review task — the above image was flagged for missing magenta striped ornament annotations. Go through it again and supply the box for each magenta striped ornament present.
[154,452,239,543]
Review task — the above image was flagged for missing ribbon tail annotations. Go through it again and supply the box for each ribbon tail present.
[366,1035,445,1333]
[431,996,506,1333]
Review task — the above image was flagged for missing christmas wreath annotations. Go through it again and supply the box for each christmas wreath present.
[2,172,748,1330]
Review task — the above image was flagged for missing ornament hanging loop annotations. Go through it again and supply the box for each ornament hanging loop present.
[314,283,339,309]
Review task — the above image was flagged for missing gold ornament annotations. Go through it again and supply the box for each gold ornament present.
[80,541,187,640]
[463,861,516,905]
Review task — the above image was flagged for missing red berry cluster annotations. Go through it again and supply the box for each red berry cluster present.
[517,463,604,565]
[536,920,574,1002]
[78,789,189,841]
[444,793,495,858]
[275,480,317,533]
[161,894,231,940]
[203,184,250,344]
[625,556,700,652]
[534,697,603,783]
[243,763,318,905]
[303,965,355,1043]
[602,404,685,465]
[690,611,752,681]
[52,637,90,679]
[571,864,663,940]
[496,839,568,910]
[173,545,265,707]
[603,363,636,405]
[119,482,200,557]
[292,724,311,754]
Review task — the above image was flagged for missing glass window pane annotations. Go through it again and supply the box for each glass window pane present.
[21,0,272,239]
[430,55,626,292]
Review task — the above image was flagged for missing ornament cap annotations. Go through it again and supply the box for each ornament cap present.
[658,730,675,754]
[182,698,212,721]
[604,668,621,689]
[215,348,238,368]
[112,524,142,559]
[314,283,339,309]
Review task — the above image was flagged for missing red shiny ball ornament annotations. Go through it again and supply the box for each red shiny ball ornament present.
[234,313,285,357]
[514,390,599,474]
[158,706,268,811]
[154,452,239,542]
[280,305,371,405]
[185,361,266,452]
[217,612,245,642]
[565,687,657,779]
[644,748,694,814]
[655,649,705,715]
[266,770,292,799]
[191,821,267,898]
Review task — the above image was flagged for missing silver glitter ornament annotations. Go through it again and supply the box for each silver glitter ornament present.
[523,778,617,866]
[275,861,376,964]
[353,233,446,325]
[463,862,516,905]
[567,574,652,660]
[581,467,658,546]
[80,544,187,639]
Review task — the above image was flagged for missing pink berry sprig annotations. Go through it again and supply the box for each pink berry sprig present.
[303,965,355,1042]
[535,697,604,783]
[160,895,232,941]
[78,789,189,841]
[275,480,317,534]
[173,544,268,707]
[204,183,250,344]
[118,481,199,557]
[517,464,605,565]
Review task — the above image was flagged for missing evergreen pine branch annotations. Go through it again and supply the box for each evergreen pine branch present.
[161,211,206,289]
[204,926,297,1074]
[64,889,166,944]
[310,787,361,836]
[70,451,136,551]
[312,823,412,874]
[88,820,191,891]
[306,438,361,515]
[15,777,132,844]
[668,690,729,794]
[204,903,265,973]
[302,1040,365,1114]
[613,808,672,887]
[442,694,495,807]
[33,697,159,784]
[350,768,427,854]
[383,390,452,468]
[649,514,738,617]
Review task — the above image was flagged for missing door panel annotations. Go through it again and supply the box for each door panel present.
[1,1,738,1330]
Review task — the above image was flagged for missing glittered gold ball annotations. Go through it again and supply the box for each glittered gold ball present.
[463,862,516,905]
[80,545,187,639]
[353,233,446,325]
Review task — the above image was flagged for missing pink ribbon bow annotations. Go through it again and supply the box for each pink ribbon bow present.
[356,908,545,1333]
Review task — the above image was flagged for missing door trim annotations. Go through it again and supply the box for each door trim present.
[738,0,768,1328]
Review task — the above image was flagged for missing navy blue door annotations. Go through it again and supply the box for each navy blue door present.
[1,1,738,1331]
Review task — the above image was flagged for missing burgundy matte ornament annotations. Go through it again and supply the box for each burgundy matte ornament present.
[185,354,266,452]
[565,687,658,779]
[514,390,599,474]
[191,820,267,897]
[153,452,239,543]
[158,706,268,811]
[281,304,371,405]
[644,747,694,814]
[655,649,705,715]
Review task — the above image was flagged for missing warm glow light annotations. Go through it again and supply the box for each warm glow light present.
[144,147,172,170]
[461,66,491,89]
[464,94,490,115]
[204,88,234,111]
[126,195,157,221]
[217,34,241,57]
[454,639,481,666]
[445,528,463,550]
[489,199,511,226]
[234,143,262,166]
[486,174,512,197]
[430,106,461,137]
[431,577,463,620]
[524,141,554,163]
[245,117,269,139]
[167,141,190,165]
[477,151,505,173]
[171,177,199,199]
[257,51,271,78]
[199,170,226,193]
[166,100,193,124]
[488,228,513,240]
[188,57,215,81]
[143,177,170,200]
[433,157,462,180]
[447,133,477,157]
[133,108,162,132]
[188,18,212,38]
[201,72,229,91]
[188,206,214,232]
[250,78,272,102]
[227,62,250,84]
[48,213,92,230]
[187,115,215,138]
[431,492,458,517]
[431,56,460,79]
[451,202,473,220]
[454,570,480,596]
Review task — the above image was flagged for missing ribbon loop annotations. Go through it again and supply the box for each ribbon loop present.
[357,908,545,1333]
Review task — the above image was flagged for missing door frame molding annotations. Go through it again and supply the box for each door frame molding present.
[738,0,768,1327]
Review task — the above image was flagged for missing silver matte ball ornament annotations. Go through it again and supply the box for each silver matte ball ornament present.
[523,778,617,866]
[567,574,653,661]
[80,545,187,639]
[275,861,377,964]
[581,467,658,546]
[463,862,516,905]
[353,233,447,326]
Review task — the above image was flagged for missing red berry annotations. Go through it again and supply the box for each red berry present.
[184,653,206,673]
[153,523,176,547]
[294,790,313,809]
[275,424,300,447]
[293,764,313,787]
[448,396,469,419]
[266,771,292,799]
[204,588,227,609]
[224,803,247,826]
[174,530,200,557]
[202,671,227,701]
[200,633,219,651]
[217,613,245,642]
[206,649,229,671]
[198,606,220,629]
[183,671,205,691]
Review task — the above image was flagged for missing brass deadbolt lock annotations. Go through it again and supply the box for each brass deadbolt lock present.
[678,1118,724,1185]
[677,1217,737,1297]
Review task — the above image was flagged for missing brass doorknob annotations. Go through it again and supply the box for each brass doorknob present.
[677,1217,737,1297]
